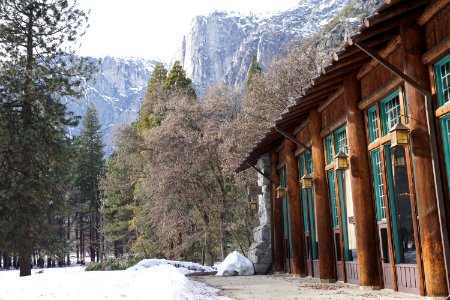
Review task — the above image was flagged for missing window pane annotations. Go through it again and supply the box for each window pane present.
[334,127,348,154]
[328,170,338,228]
[390,147,416,264]
[382,94,401,135]
[368,106,379,142]
[440,60,450,104]
[371,150,386,220]
[325,135,333,164]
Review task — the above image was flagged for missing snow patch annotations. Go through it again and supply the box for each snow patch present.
[216,251,254,276]
[128,258,216,275]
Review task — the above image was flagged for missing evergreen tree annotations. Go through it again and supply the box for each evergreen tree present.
[247,55,262,87]
[165,61,196,98]
[0,0,94,276]
[137,63,168,132]
[147,63,168,94]
[101,153,135,257]
[74,105,105,264]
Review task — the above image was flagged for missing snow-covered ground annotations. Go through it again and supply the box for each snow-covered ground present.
[0,261,228,300]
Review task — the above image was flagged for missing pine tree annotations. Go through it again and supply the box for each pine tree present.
[147,63,168,94]
[74,105,105,264]
[165,61,196,98]
[101,153,135,257]
[137,63,168,132]
[0,0,94,276]
[247,55,262,87]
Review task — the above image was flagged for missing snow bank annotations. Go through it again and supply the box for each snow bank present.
[0,264,225,300]
[216,251,254,276]
[128,258,216,275]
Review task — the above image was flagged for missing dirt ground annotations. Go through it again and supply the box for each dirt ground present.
[194,274,422,300]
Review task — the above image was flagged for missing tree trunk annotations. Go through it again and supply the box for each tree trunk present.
[19,250,31,276]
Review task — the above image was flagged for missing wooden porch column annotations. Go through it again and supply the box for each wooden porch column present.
[310,110,336,282]
[285,139,307,276]
[271,151,284,272]
[344,73,381,288]
[401,23,448,297]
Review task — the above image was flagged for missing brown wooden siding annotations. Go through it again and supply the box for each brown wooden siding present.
[361,47,403,99]
[322,94,346,131]
[425,6,450,51]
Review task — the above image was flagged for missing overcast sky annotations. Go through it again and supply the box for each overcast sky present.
[75,0,300,63]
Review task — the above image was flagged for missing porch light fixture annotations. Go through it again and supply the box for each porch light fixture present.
[276,186,286,199]
[301,173,313,190]
[249,200,258,210]
[334,151,349,170]
[389,123,410,148]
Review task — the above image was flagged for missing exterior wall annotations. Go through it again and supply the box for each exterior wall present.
[263,2,450,296]
[248,154,273,274]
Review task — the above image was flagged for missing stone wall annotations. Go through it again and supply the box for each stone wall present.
[247,154,272,274]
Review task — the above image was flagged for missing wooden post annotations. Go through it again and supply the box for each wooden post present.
[285,139,307,276]
[271,151,284,272]
[344,73,381,288]
[310,110,336,282]
[401,23,448,297]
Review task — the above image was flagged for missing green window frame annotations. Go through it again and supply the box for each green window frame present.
[435,54,450,106]
[383,145,402,264]
[305,151,313,173]
[328,170,339,228]
[334,126,348,154]
[298,153,318,260]
[280,167,293,259]
[440,114,450,194]
[298,156,309,232]
[371,149,386,220]
[368,105,379,142]
[337,170,351,261]
[325,135,333,164]
[380,91,401,135]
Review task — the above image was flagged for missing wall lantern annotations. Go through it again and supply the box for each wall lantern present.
[389,123,410,148]
[301,174,313,190]
[249,200,258,210]
[276,186,286,199]
[334,151,349,170]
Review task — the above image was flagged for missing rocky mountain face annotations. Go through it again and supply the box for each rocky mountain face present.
[65,56,156,155]
[176,0,382,94]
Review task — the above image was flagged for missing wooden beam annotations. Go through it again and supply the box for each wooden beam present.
[344,73,381,288]
[285,139,307,276]
[422,34,450,65]
[320,115,346,138]
[310,110,336,282]
[356,36,401,80]
[364,0,429,28]
[358,77,403,110]
[246,162,272,182]
[348,13,420,46]
[293,119,310,136]
[333,33,396,62]
[275,127,312,152]
[354,41,430,96]
[271,151,284,272]
[318,87,344,113]
[401,23,448,297]
[417,0,450,25]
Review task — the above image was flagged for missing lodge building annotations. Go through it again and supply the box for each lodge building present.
[237,0,450,297]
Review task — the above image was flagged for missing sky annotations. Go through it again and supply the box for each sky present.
[76,0,300,63]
